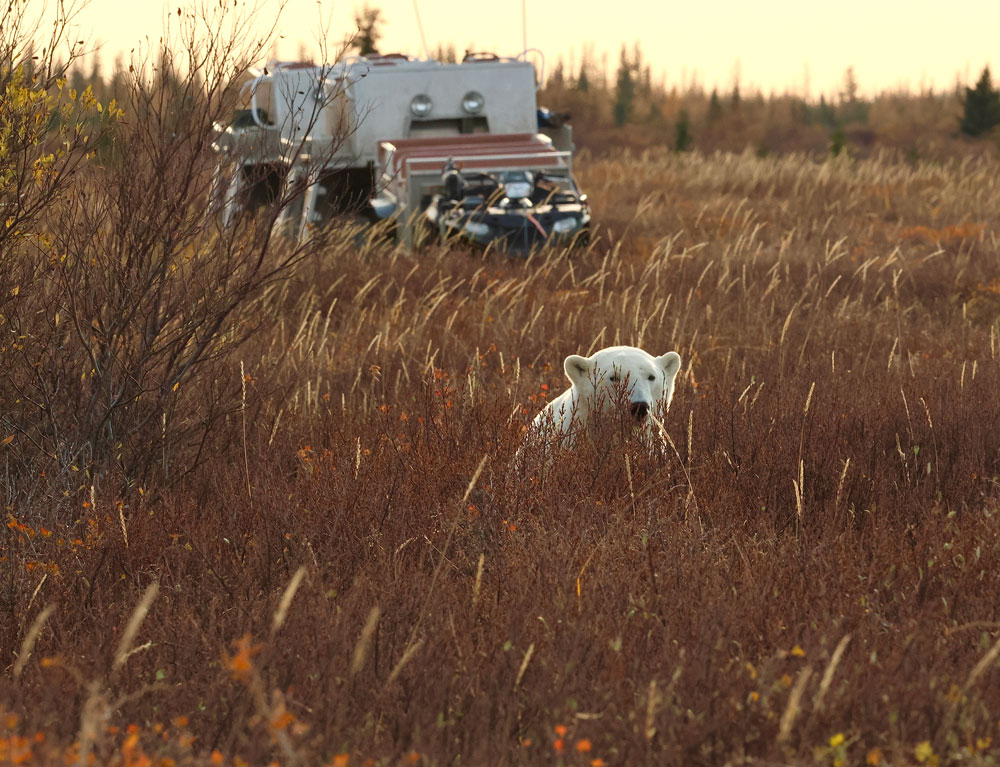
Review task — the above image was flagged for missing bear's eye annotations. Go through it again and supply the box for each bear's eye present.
[609,374,619,383]
[648,374,656,381]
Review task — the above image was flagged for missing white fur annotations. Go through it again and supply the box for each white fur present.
[526,345,682,450]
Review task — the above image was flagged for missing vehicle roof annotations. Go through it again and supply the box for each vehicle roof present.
[255,55,534,79]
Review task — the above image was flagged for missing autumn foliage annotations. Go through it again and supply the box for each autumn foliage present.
[5,4,1000,767]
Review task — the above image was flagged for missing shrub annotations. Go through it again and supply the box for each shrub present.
[960,66,1000,137]
[0,2,351,499]
[673,109,692,152]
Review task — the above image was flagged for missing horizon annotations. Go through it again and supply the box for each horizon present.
[40,0,1000,98]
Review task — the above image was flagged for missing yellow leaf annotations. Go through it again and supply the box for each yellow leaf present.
[1,435,13,446]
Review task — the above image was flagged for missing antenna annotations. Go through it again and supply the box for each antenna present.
[411,0,431,59]
[522,0,527,56]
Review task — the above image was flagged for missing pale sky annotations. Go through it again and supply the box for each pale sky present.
[56,0,1000,97]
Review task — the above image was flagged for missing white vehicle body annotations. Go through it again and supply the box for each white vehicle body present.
[210,52,579,244]
[345,56,540,164]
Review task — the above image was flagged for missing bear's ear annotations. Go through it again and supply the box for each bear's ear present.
[655,352,682,383]
[564,354,593,386]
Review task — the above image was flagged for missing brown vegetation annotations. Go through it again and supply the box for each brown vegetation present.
[5,7,1000,767]
[6,146,1000,765]
[540,54,995,159]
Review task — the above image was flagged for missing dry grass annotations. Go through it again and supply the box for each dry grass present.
[4,146,1000,766]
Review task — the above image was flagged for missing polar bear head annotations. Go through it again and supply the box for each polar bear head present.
[564,345,682,424]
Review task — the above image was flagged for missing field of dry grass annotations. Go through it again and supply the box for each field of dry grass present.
[5,143,1000,766]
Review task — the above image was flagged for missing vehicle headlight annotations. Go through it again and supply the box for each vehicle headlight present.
[552,217,579,234]
[504,182,532,200]
[463,220,490,236]
[410,94,433,118]
[462,90,485,114]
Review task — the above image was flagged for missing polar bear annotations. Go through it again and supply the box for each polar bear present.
[526,345,682,451]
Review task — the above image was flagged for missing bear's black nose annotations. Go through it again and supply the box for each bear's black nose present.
[630,401,649,421]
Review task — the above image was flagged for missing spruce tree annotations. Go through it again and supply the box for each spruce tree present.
[707,89,722,122]
[353,4,384,57]
[960,67,1000,137]
[674,110,692,151]
[550,58,565,88]
[613,46,634,126]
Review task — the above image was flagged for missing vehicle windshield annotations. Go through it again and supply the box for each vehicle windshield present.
[500,170,533,200]
[452,170,577,203]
